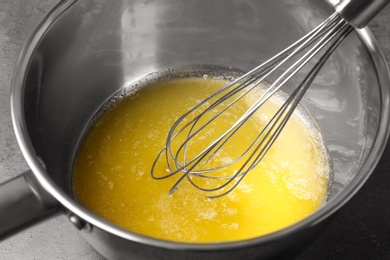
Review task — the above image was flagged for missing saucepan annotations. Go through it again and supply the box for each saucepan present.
[1,0,389,259]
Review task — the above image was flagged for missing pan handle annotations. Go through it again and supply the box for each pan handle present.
[0,171,59,240]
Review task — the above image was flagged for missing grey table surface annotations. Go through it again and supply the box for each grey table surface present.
[1,0,390,259]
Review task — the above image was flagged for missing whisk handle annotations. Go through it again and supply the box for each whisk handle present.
[335,0,389,28]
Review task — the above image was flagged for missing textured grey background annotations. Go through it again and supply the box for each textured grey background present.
[0,0,389,259]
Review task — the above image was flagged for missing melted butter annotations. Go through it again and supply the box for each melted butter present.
[72,77,330,242]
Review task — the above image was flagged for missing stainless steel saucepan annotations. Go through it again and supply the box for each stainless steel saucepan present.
[1,0,389,259]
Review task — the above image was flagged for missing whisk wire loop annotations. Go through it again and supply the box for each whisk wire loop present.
[167,14,346,175]
[151,12,354,198]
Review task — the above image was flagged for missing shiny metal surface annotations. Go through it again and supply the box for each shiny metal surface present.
[0,171,58,239]
[336,0,390,28]
[1,0,390,259]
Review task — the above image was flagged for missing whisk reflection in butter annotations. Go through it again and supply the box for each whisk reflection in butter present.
[151,0,389,198]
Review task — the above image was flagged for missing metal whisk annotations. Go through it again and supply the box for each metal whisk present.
[151,0,389,198]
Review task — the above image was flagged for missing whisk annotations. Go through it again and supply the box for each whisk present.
[151,0,389,198]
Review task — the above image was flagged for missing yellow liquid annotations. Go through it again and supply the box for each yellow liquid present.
[73,77,330,242]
